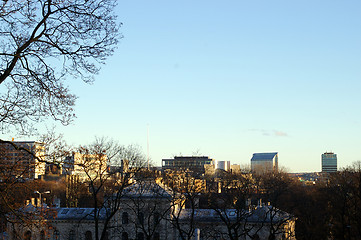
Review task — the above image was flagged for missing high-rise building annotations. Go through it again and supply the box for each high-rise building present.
[251,152,278,173]
[321,152,337,173]
[0,141,45,180]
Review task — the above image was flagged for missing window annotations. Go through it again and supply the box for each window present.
[122,212,129,224]
[121,232,129,240]
[24,231,31,240]
[85,231,92,240]
[103,231,109,240]
[138,212,144,225]
[77,209,85,214]
[252,233,260,240]
[136,232,144,240]
[40,230,45,240]
[61,209,69,214]
[153,212,160,225]
[68,230,75,240]
[53,230,60,240]
[153,232,160,240]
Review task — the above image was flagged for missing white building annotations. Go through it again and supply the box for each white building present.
[251,152,278,174]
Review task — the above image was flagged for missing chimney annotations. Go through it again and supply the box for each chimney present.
[26,200,30,206]
[31,198,36,206]
[258,199,262,207]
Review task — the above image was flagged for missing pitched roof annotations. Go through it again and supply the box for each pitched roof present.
[122,181,173,199]
[178,205,293,223]
[55,208,107,221]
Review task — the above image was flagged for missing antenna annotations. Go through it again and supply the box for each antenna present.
[147,124,149,170]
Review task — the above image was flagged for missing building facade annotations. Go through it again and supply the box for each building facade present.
[62,152,108,180]
[8,182,296,240]
[0,141,45,180]
[321,152,337,173]
[8,205,106,240]
[162,156,213,174]
[251,152,278,173]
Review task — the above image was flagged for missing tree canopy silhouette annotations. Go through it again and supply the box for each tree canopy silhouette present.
[0,0,120,133]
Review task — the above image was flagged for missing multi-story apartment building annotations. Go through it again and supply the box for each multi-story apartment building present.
[321,152,337,173]
[0,141,45,180]
[251,152,278,173]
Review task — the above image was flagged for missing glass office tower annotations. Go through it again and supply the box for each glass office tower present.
[321,152,337,173]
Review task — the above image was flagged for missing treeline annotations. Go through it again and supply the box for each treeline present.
[220,164,361,240]
[161,164,361,239]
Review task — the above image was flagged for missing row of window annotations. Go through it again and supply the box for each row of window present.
[122,212,160,225]
[121,231,160,240]
[23,229,98,240]
[24,229,159,240]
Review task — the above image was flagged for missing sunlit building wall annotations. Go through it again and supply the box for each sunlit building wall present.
[251,152,278,173]
[0,141,45,180]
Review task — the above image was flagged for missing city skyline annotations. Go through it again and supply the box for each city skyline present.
[2,1,361,172]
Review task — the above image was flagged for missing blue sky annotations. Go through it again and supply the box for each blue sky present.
[8,1,361,172]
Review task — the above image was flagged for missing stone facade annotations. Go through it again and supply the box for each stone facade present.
[7,182,295,240]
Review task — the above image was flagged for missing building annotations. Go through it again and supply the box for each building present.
[230,164,241,174]
[112,181,174,240]
[177,205,296,240]
[8,203,107,240]
[204,161,239,176]
[62,152,108,180]
[8,181,296,240]
[251,152,278,173]
[216,161,231,171]
[0,141,45,180]
[321,152,337,173]
[8,180,296,240]
[162,156,213,174]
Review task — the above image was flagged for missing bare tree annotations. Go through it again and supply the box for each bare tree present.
[116,179,173,240]
[74,138,147,240]
[254,171,298,240]
[0,0,120,133]
[325,162,361,239]
[161,169,204,240]
[205,171,261,240]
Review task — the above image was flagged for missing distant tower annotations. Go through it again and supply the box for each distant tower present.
[251,152,278,173]
[321,152,337,173]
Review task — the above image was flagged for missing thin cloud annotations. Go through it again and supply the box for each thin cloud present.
[273,130,288,137]
[248,129,288,137]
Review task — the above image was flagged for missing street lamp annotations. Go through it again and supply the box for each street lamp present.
[34,190,50,207]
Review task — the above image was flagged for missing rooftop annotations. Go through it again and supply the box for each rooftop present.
[178,205,293,223]
[251,152,278,161]
[122,181,173,199]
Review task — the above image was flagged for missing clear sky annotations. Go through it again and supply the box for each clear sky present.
[6,1,361,172]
